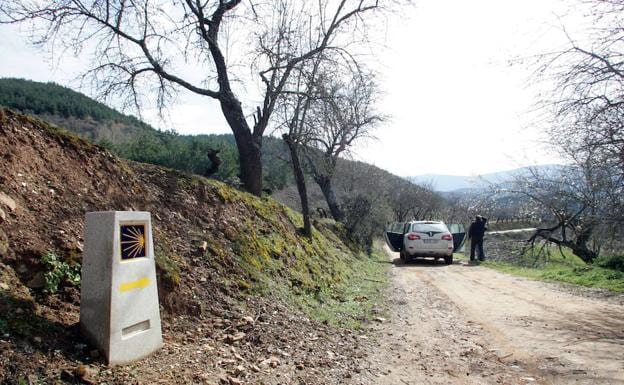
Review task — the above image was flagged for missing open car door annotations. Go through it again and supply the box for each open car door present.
[447,223,467,252]
[384,222,406,252]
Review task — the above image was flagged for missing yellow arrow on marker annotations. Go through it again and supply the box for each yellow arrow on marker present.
[119,277,151,292]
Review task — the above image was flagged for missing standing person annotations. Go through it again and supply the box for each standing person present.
[468,215,488,261]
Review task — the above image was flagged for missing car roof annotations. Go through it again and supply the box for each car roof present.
[409,220,444,224]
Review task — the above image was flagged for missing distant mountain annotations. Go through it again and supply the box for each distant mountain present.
[408,165,565,192]
[408,174,479,192]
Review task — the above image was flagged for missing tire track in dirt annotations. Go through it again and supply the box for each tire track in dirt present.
[423,266,624,384]
[354,248,624,385]
[355,259,535,384]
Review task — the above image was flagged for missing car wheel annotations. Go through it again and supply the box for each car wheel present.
[444,254,453,265]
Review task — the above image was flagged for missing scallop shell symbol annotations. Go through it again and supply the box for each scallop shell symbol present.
[120,225,146,259]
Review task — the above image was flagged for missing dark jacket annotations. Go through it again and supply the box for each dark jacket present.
[468,218,488,239]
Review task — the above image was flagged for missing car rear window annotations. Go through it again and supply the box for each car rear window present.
[411,223,448,233]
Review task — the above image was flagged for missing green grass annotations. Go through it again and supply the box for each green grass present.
[281,240,389,329]
[482,246,624,293]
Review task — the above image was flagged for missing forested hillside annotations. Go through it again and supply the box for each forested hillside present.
[0,78,292,190]
[0,78,144,123]
[0,78,154,143]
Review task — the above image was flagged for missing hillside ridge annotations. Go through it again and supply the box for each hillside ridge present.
[408,165,565,192]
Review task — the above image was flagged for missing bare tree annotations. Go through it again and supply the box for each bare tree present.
[500,165,611,263]
[386,179,443,222]
[278,61,379,235]
[533,0,624,205]
[410,184,445,220]
[303,69,384,221]
[277,59,325,237]
[387,179,420,222]
[0,0,386,196]
[527,0,624,257]
[334,160,393,251]
[331,161,448,250]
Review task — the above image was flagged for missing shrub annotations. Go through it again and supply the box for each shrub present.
[41,251,81,294]
[595,254,624,272]
[342,194,386,253]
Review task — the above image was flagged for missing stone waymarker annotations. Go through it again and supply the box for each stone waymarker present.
[80,211,162,365]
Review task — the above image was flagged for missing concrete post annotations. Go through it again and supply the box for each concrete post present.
[80,211,162,365]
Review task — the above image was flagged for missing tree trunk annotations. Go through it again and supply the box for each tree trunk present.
[204,148,221,177]
[283,134,311,237]
[315,174,343,221]
[530,224,598,263]
[571,225,597,263]
[219,96,263,196]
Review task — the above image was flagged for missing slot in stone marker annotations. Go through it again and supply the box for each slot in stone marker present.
[80,211,162,365]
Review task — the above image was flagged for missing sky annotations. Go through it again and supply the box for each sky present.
[0,0,578,177]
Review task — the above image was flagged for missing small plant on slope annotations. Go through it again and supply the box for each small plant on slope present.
[41,251,81,294]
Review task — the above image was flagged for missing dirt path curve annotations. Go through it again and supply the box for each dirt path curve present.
[354,247,624,385]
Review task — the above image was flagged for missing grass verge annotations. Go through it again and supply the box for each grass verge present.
[277,240,389,329]
[482,246,624,293]
[201,179,391,329]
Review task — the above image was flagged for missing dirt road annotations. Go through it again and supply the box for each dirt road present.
[355,248,624,385]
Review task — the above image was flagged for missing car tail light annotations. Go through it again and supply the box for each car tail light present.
[407,233,421,240]
[441,233,453,241]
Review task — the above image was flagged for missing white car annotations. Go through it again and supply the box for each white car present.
[384,221,465,265]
